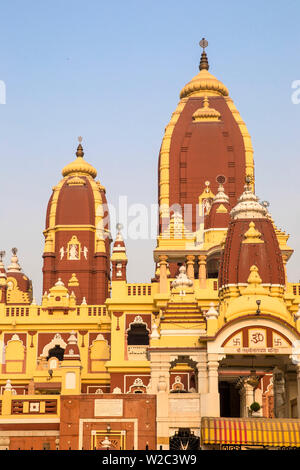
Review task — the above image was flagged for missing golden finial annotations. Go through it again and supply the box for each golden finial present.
[76,136,84,158]
[199,38,209,71]
[62,139,97,178]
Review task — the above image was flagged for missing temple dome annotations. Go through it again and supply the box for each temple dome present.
[230,184,267,219]
[219,187,285,288]
[180,69,229,99]
[61,140,97,178]
[6,249,33,303]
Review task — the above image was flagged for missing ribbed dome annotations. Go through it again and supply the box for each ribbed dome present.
[219,217,285,287]
[180,69,229,99]
[61,143,97,178]
[55,177,95,226]
[230,184,267,220]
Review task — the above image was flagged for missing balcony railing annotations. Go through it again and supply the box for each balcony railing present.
[127,284,152,296]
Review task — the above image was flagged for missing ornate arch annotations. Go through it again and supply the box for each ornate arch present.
[41,334,67,358]
[207,317,300,355]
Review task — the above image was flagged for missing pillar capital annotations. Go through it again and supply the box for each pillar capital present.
[186,255,195,280]
[198,254,207,263]
[158,255,168,265]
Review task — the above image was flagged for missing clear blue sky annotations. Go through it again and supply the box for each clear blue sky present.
[0,0,299,301]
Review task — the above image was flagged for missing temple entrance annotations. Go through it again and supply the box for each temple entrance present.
[219,380,241,417]
[208,318,300,419]
[218,353,298,418]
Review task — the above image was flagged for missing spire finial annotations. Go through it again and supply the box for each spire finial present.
[76,136,84,158]
[245,175,253,191]
[7,248,21,273]
[199,38,209,71]
[116,223,124,241]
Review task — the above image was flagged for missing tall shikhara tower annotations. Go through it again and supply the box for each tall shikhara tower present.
[158,38,254,232]
[42,138,111,305]
[155,39,257,279]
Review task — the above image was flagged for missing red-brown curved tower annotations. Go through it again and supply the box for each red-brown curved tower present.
[158,43,254,233]
[42,140,111,304]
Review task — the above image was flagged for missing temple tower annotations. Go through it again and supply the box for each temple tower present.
[158,39,255,233]
[42,138,111,304]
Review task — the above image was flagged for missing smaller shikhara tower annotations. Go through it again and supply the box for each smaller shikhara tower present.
[42,138,111,304]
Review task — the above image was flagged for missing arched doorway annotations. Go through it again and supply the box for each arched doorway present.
[208,318,300,419]
[127,317,149,346]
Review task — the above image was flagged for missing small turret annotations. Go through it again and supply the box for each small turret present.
[111,224,127,282]
[6,248,33,304]
[205,183,231,229]
[0,251,7,304]
[60,332,81,395]
[63,332,81,361]
[219,185,285,291]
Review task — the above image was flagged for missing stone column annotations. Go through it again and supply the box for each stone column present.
[2,380,13,416]
[159,255,168,294]
[201,353,220,417]
[273,368,286,418]
[240,382,255,417]
[284,371,294,418]
[198,255,207,289]
[149,352,170,449]
[238,384,246,417]
[196,353,208,394]
[297,364,300,419]
[186,255,195,281]
[208,358,219,395]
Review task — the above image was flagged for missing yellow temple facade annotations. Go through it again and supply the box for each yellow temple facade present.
[0,41,300,450]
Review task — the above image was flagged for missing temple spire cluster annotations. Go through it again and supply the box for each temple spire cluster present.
[0,39,298,451]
